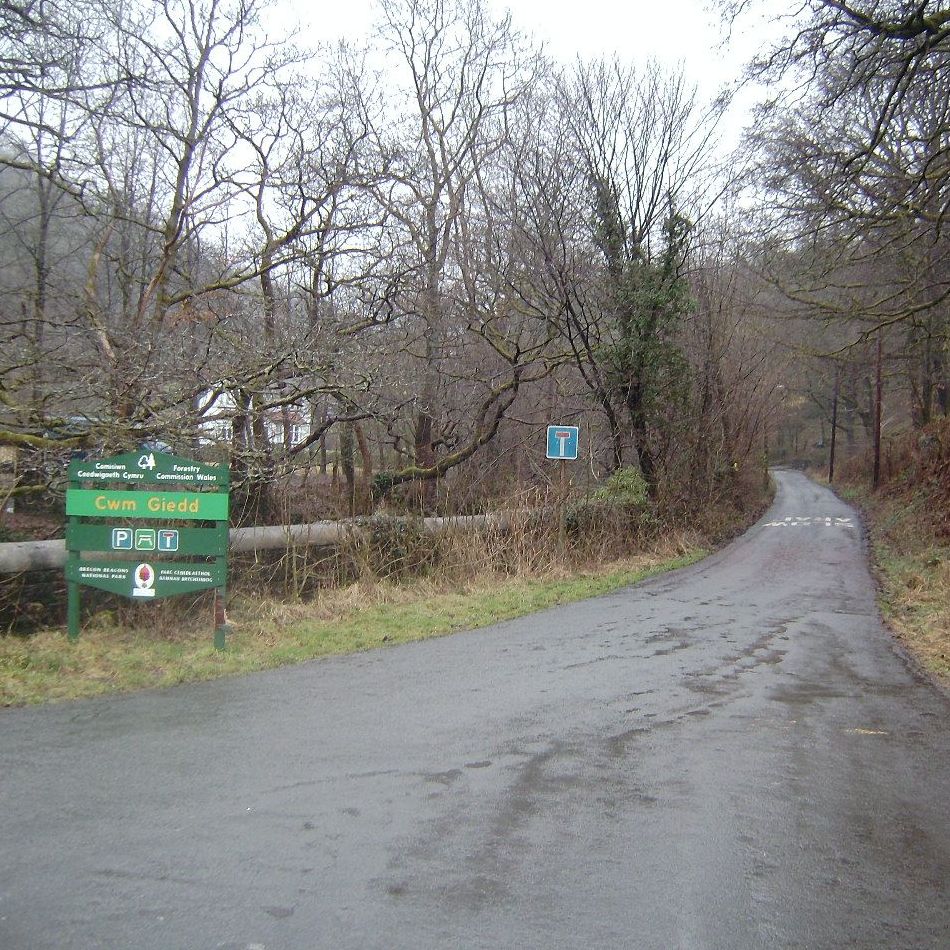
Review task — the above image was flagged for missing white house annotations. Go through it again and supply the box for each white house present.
[196,387,314,450]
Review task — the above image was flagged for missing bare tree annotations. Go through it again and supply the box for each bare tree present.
[734,0,949,165]
[511,58,729,489]
[362,0,546,505]
[749,39,949,426]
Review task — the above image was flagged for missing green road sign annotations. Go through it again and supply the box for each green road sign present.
[65,450,230,648]
[68,451,228,486]
[66,489,229,521]
[67,523,228,556]
[66,560,226,598]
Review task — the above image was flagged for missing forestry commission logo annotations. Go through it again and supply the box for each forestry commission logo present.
[132,562,156,598]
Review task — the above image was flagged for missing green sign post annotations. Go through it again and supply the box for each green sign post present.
[65,451,231,648]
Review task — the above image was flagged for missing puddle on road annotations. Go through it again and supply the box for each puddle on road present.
[768,683,852,705]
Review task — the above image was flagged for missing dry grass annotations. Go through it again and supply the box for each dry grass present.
[835,419,950,684]
[865,494,950,682]
[0,475,769,706]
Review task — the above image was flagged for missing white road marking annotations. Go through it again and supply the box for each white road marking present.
[764,515,854,528]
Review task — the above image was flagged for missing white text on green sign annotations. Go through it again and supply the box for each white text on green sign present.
[68,451,228,486]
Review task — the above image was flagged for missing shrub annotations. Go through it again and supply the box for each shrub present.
[589,467,651,506]
[565,467,657,557]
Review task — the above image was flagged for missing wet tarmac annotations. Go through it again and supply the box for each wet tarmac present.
[1,470,948,948]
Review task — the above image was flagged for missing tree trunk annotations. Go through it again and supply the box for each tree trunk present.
[354,421,373,514]
[829,365,839,483]
[340,422,356,515]
[873,333,883,489]
[414,277,441,511]
[625,379,657,493]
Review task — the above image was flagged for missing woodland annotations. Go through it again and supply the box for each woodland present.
[0,0,947,526]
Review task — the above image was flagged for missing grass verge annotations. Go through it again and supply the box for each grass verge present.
[837,482,950,685]
[1,547,705,707]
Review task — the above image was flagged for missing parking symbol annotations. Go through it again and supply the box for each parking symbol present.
[112,528,133,550]
[134,529,156,551]
[158,530,179,552]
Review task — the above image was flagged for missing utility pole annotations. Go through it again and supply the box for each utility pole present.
[829,363,839,484]
[873,332,883,489]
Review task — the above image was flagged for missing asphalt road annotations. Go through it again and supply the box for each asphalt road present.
[2,470,948,950]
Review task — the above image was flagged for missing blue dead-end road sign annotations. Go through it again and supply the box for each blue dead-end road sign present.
[158,529,179,552]
[546,425,579,460]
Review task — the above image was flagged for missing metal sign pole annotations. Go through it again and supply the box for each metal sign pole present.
[558,459,567,552]
[213,586,228,650]
[546,425,578,556]
[66,581,79,642]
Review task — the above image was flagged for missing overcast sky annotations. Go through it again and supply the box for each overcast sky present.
[297,1,779,82]
[288,0,782,149]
